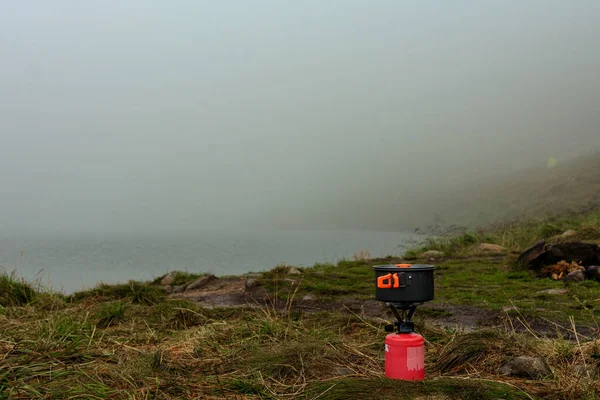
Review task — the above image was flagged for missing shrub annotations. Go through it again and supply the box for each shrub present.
[0,272,37,306]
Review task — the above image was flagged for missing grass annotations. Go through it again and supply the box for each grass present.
[260,260,377,300]
[2,209,600,398]
[304,377,533,400]
[433,259,600,325]
[404,208,600,258]
[96,301,127,328]
[1,281,598,399]
[257,257,599,329]
[0,272,38,307]
[68,280,166,305]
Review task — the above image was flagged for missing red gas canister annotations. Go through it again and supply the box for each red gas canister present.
[385,333,424,380]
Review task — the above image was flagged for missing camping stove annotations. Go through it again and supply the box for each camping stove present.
[373,264,435,380]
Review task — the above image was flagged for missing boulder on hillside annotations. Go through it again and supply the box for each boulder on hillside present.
[587,265,600,281]
[186,275,217,291]
[288,267,302,275]
[517,240,547,266]
[543,242,600,266]
[519,241,600,270]
[173,284,186,293]
[565,270,585,283]
[160,271,181,286]
[245,278,260,289]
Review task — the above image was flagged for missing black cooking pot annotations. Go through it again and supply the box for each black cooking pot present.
[373,264,434,304]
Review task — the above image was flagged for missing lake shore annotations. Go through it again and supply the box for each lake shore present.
[2,210,600,399]
[0,229,415,295]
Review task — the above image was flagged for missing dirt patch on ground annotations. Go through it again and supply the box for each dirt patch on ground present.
[499,314,598,340]
[171,276,390,318]
[420,303,500,332]
[420,303,597,338]
[174,277,497,331]
[292,297,388,318]
[172,278,390,318]
[171,276,597,339]
[170,276,266,308]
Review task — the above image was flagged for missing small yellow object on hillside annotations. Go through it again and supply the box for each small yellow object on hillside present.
[547,157,558,169]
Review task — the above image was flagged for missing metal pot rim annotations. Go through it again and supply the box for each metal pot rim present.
[373,264,435,271]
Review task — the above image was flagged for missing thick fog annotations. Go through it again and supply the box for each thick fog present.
[1,1,599,234]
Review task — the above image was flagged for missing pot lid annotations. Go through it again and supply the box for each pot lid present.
[373,264,435,271]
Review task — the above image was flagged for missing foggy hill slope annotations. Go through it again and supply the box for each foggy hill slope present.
[413,152,600,230]
[277,152,600,232]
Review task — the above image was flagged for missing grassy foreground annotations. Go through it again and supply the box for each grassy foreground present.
[1,211,600,399]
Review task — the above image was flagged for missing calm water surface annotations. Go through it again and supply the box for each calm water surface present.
[0,230,415,293]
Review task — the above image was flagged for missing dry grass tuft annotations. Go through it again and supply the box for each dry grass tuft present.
[353,249,371,261]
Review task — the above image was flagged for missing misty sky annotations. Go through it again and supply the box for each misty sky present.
[1,1,599,233]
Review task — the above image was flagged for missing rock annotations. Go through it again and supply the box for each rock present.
[288,267,302,275]
[421,250,445,259]
[536,288,568,295]
[186,275,217,291]
[586,265,600,280]
[519,241,600,270]
[244,278,260,289]
[498,356,551,378]
[544,242,600,266]
[301,294,315,301]
[565,270,585,283]
[547,243,599,267]
[474,243,507,254]
[173,284,186,293]
[160,272,178,286]
[561,230,577,237]
[517,240,547,266]
[164,285,173,294]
